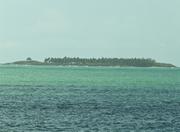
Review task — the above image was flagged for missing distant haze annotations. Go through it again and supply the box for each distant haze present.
[0,0,180,66]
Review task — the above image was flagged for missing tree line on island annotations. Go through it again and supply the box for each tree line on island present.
[6,57,176,67]
[44,57,157,67]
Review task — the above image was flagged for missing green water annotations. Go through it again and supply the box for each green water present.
[0,65,180,131]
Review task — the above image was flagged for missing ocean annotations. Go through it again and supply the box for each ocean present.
[0,65,180,131]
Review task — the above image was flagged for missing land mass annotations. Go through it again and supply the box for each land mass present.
[4,57,176,67]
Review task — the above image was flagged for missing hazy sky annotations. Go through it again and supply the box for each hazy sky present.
[0,0,180,66]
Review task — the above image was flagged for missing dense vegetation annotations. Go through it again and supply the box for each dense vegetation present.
[43,57,175,67]
[5,57,175,67]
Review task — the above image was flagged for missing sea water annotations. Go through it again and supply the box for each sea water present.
[0,65,180,131]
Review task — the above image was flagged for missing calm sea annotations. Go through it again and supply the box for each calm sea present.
[0,65,180,131]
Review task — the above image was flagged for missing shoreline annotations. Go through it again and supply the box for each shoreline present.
[1,64,178,68]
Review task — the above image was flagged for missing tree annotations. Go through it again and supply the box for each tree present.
[26,57,32,61]
[42,57,158,67]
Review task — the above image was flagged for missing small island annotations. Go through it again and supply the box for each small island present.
[4,57,176,67]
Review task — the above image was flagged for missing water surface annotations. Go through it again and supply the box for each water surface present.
[0,66,180,131]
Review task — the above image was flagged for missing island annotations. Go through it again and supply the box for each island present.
[4,57,176,67]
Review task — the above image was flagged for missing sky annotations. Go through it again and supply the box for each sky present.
[0,0,180,66]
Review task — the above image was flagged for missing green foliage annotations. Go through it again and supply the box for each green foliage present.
[44,57,158,67]
[26,57,32,61]
[6,57,175,67]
